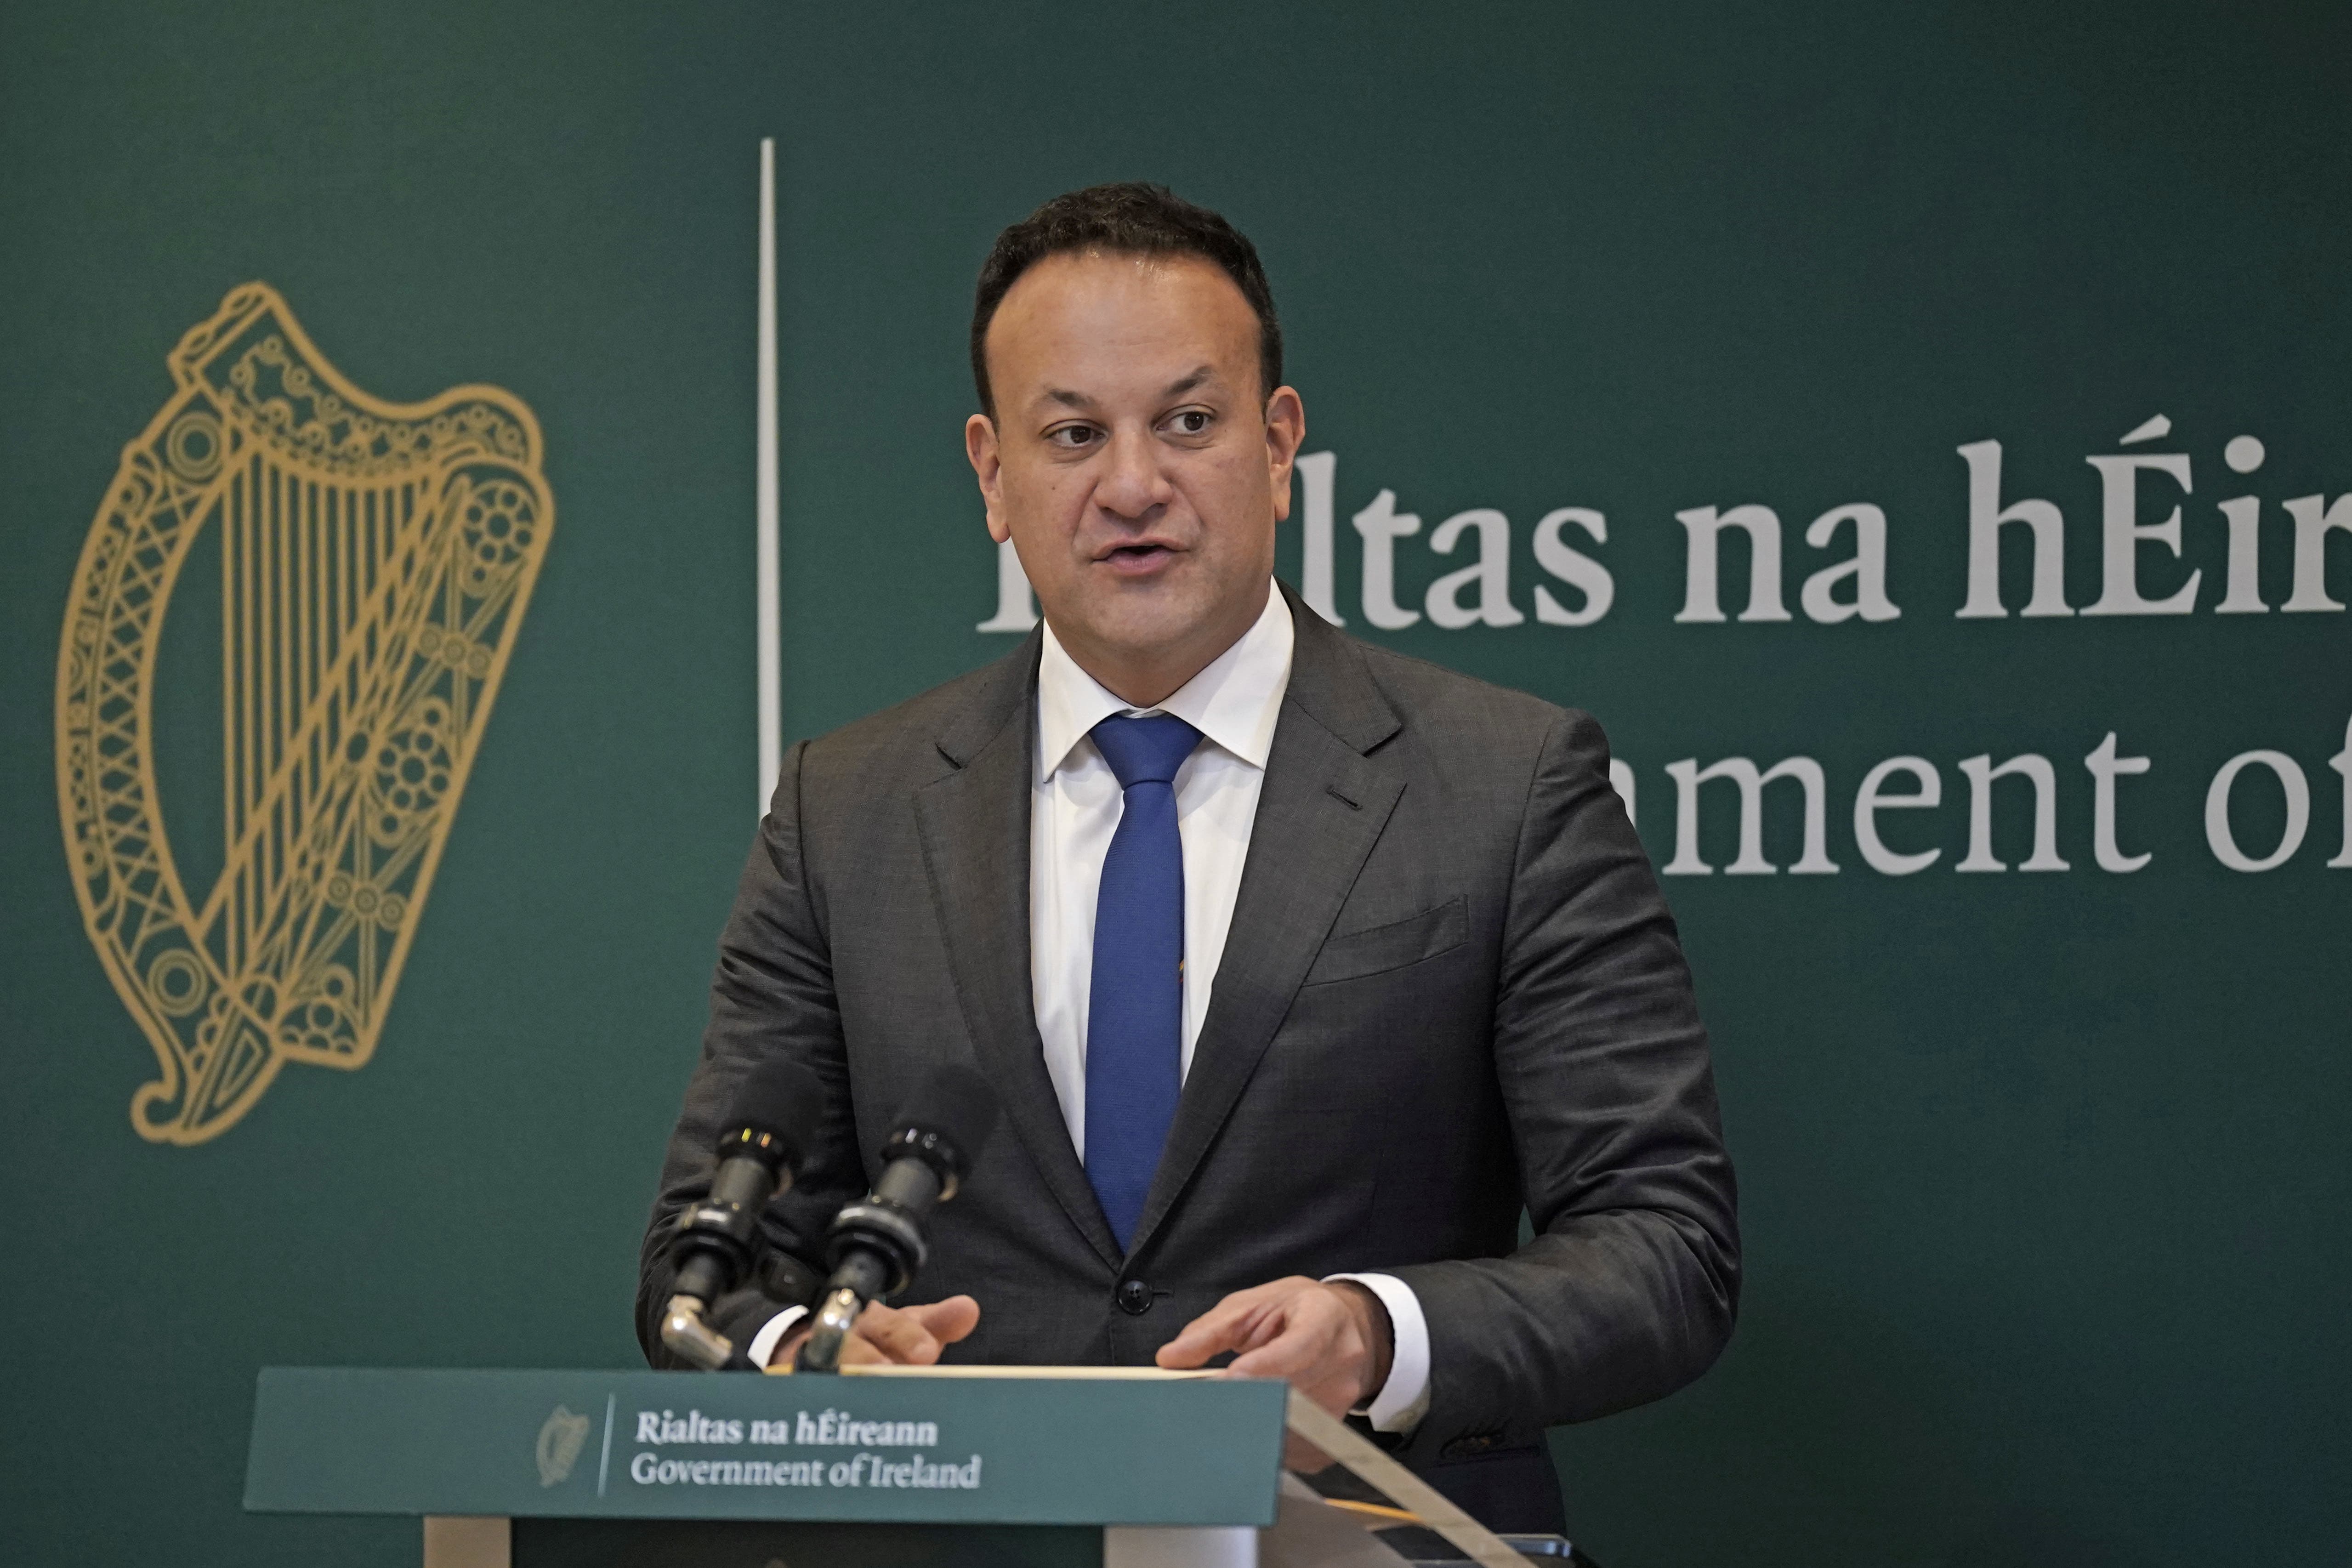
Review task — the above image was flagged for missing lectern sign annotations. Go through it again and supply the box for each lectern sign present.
[244,1368,1284,1527]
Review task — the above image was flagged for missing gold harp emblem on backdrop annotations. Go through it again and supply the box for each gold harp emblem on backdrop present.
[55,284,553,1144]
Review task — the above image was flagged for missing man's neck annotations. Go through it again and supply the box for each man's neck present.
[1048,587,1272,710]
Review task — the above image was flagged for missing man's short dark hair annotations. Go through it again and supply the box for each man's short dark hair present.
[970,182,1283,418]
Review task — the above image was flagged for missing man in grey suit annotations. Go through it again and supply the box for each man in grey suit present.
[640,183,1737,1533]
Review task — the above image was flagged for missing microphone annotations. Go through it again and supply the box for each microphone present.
[796,1064,1001,1372]
[660,1056,824,1370]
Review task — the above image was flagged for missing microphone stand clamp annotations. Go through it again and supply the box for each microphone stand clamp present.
[660,1293,743,1371]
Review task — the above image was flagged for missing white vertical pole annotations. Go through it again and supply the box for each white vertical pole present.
[756,138,782,815]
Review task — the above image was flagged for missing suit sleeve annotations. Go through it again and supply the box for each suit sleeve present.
[1387,710,1739,1458]
[634,739,869,1367]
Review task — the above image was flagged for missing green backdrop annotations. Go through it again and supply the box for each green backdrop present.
[3,4,2346,1564]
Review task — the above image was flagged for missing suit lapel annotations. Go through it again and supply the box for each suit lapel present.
[914,635,1124,1271]
[1126,591,1404,1256]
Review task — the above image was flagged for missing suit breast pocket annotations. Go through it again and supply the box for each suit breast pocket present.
[1299,895,1469,987]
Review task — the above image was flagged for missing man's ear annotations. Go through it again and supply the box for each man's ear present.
[1263,386,1306,523]
[966,413,1010,543]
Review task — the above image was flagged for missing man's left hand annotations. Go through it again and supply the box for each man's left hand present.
[1155,1277,1393,1417]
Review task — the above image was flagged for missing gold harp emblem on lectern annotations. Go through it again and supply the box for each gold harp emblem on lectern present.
[55,284,553,1144]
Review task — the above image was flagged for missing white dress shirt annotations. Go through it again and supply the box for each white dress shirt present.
[756,583,1430,1432]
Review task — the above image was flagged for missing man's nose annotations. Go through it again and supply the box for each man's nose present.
[1093,426,1173,521]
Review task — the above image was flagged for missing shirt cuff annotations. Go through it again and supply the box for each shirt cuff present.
[744,1305,809,1370]
[1325,1273,1432,1433]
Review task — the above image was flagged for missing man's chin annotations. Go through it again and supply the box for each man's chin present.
[1054,594,1225,664]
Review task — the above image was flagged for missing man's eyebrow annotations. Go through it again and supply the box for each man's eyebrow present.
[1036,368,1217,411]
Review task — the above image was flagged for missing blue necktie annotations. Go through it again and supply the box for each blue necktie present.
[1084,713,1203,1252]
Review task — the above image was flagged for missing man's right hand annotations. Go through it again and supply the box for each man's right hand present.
[763,1295,981,1372]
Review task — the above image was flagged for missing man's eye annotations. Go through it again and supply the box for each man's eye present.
[1169,410,1212,435]
[1049,426,1100,448]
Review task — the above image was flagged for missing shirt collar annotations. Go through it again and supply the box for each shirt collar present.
[1036,581,1294,783]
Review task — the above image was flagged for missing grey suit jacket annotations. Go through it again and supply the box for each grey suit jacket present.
[639,583,1738,1466]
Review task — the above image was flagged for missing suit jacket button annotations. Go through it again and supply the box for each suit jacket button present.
[1116,1280,1153,1316]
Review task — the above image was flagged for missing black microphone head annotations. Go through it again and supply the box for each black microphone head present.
[716,1056,825,1175]
[881,1063,1001,1195]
